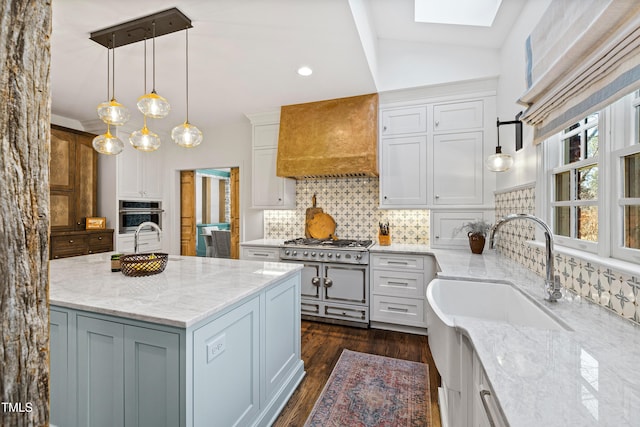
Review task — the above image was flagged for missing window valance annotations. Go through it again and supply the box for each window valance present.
[518,0,640,144]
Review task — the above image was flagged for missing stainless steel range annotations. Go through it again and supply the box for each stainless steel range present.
[280,238,373,328]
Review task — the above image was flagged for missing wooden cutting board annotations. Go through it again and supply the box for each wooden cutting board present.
[307,212,337,240]
[305,194,324,238]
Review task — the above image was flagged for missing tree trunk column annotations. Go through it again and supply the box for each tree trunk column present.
[0,1,52,426]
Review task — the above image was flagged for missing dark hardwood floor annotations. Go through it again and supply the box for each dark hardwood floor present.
[273,320,442,427]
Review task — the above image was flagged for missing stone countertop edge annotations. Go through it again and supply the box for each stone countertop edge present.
[50,252,302,328]
[240,238,285,247]
[380,245,640,427]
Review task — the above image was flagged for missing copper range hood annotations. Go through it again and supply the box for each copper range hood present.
[276,93,378,179]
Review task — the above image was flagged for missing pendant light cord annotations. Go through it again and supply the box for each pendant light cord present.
[143,37,147,94]
[152,21,157,93]
[185,27,189,122]
[111,33,116,101]
[106,39,111,101]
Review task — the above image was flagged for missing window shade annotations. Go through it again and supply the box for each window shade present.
[518,0,640,144]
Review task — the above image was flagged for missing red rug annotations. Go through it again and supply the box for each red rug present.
[304,349,430,427]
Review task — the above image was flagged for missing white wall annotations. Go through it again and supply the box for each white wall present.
[495,0,552,190]
[158,118,262,255]
[376,39,500,92]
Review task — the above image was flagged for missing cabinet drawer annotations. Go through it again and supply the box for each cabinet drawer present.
[51,235,88,258]
[241,246,280,261]
[371,253,425,270]
[88,232,113,252]
[372,270,425,298]
[371,294,426,327]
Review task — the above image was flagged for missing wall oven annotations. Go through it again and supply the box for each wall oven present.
[119,200,163,234]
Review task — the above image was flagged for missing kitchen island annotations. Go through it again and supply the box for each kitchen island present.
[49,252,304,427]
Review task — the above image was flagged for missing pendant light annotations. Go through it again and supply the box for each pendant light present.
[137,22,170,118]
[96,35,130,126]
[92,124,125,155]
[93,42,125,155]
[172,27,203,148]
[486,119,514,172]
[130,38,161,152]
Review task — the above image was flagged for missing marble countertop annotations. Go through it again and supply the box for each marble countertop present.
[417,248,640,427]
[240,238,285,247]
[50,253,302,328]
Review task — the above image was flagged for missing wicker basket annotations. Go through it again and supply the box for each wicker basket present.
[120,253,169,277]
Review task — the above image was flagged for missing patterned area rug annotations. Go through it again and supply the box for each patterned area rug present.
[304,349,430,427]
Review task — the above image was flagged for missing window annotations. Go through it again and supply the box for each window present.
[550,114,599,250]
[545,91,640,263]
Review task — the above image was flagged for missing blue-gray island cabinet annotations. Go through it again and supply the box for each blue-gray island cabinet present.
[49,253,304,427]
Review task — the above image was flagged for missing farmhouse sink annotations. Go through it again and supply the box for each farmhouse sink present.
[426,278,570,391]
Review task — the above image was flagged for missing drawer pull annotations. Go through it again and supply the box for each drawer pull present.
[388,281,409,286]
[387,306,409,313]
[253,252,270,257]
[68,240,74,243]
[387,260,408,265]
[479,390,497,427]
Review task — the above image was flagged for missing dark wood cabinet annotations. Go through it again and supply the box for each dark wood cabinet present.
[50,125,97,232]
[50,125,111,260]
[50,229,114,259]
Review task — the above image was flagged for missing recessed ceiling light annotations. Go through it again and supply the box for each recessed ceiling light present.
[297,66,313,77]
[415,0,502,27]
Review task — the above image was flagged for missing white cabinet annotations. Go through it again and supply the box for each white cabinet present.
[117,141,163,200]
[370,252,436,334]
[472,352,507,427]
[240,244,280,261]
[431,132,484,206]
[430,211,489,249]
[380,136,428,207]
[250,121,296,209]
[117,231,163,253]
[381,106,427,135]
[433,100,483,133]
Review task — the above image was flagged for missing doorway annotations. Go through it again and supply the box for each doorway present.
[180,167,240,258]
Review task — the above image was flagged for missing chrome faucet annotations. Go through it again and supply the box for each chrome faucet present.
[134,221,162,254]
[489,214,563,302]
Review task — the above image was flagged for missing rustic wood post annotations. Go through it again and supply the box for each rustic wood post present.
[0,1,52,426]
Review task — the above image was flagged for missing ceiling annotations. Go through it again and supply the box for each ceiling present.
[51,0,527,136]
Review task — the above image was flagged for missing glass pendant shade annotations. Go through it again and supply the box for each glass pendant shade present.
[92,127,124,155]
[486,146,513,172]
[171,121,203,148]
[97,99,130,126]
[129,124,161,152]
[137,91,170,118]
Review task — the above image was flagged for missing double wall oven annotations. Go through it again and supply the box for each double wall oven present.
[280,238,373,328]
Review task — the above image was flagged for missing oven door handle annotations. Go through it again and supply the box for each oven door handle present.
[311,277,321,287]
[324,278,333,288]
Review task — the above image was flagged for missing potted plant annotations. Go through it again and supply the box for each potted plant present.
[453,220,493,254]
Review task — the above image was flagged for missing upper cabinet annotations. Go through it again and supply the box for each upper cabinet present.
[50,125,97,231]
[248,114,296,209]
[117,139,163,200]
[433,100,483,133]
[378,96,495,210]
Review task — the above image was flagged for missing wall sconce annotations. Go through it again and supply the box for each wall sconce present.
[487,112,523,172]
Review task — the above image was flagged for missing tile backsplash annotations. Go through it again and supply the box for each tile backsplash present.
[495,185,640,326]
[264,177,430,244]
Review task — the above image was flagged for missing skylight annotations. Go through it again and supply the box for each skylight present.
[415,0,503,27]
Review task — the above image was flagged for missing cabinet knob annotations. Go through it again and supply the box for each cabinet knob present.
[383,125,387,132]
[383,195,388,200]
[98,236,103,240]
[435,235,440,239]
[435,120,440,127]
[69,239,74,243]
[88,250,93,254]
[435,195,440,199]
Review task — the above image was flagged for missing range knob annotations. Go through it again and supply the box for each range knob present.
[292,250,297,256]
[335,253,341,259]
[284,250,290,255]
[319,252,324,257]
[303,251,309,256]
[327,253,333,258]
[355,254,362,260]
[311,252,316,257]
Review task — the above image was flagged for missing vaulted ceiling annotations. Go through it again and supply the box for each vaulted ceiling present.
[51,0,527,135]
